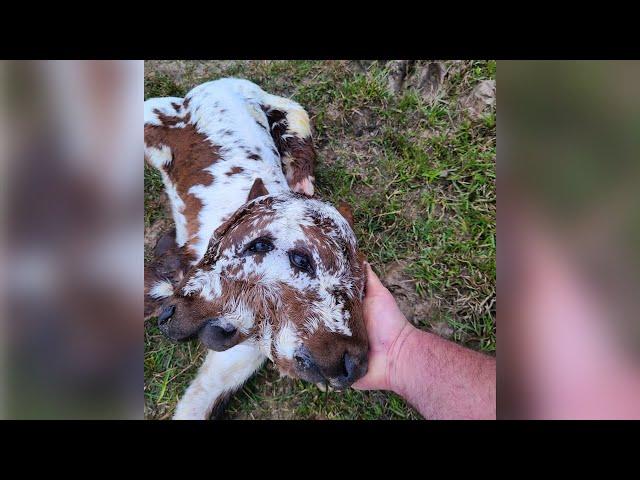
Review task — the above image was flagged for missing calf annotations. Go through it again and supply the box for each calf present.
[144,78,368,419]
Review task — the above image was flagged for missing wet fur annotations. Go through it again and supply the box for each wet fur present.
[144,79,366,419]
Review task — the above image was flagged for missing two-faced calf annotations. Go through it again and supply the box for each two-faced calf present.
[144,78,368,419]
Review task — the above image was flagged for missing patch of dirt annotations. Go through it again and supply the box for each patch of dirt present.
[387,60,411,96]
[385,60,447,102]
[144,217,170,253]
[401,188,430,223]
[380,260,454,340]
[224,367,304,420]
[381,260,431,326]
[460,79,496,119]
[415,62,447,102]
[351,107,380,138]
[430,320,454,338]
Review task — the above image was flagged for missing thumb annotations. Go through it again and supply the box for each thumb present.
[364,262,388,298]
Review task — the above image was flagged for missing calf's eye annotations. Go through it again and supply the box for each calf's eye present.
[245,237,274,254]
[289,251,313,274]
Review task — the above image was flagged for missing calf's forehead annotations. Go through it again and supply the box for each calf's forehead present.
[193,194,360,292]
[264,195,356,247]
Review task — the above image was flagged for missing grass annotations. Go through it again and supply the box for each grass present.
[144,60,496,419]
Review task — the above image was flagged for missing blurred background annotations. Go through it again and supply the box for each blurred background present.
[499,61,640,418]
[0,61,143,419]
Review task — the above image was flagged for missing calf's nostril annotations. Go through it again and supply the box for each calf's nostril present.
[294,346,316,370]
[206,319,237,338]
[341,352,351,378]
[343,352,356,380]
[295,353,312,370]
[342,352,367,382]
[158,305,175,326]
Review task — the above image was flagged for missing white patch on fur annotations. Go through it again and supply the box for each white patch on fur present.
[303,316,321,335]
[313,289,352,336]
[246,102,268,128]
[183,268,222,300]
[292,176,315,196]
[275,321,299,360]
[262,94,312,138]
[157,169,188,247]
[173,345,266,420]
[149,279,174,299]
[222,300,255,334]
[177,80,291,261]
[144,97,183,126]
[259,320,274,361]
[145,144,172,168]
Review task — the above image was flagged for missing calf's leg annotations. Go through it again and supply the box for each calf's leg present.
[173,344,266,420]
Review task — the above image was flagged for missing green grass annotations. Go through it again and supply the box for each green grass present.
[144,60,496,419]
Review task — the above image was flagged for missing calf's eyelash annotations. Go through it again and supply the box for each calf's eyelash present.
[242,236,275,255]
[288,249,315,275]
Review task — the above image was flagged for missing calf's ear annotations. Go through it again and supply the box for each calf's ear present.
[247,177,269,202]
[337,201,355,229]
[201,183,268,267]
[144,229,191,321]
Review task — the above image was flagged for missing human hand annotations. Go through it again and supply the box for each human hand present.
[353,262,416,392]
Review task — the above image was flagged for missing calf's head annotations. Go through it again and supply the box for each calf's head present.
[154,181,368,389]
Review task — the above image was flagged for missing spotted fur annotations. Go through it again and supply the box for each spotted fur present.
[144,78,367,419]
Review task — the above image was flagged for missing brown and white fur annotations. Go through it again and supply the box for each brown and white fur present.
[144,78,368,419]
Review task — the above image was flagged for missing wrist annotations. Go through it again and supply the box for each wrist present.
[385,322,419,394]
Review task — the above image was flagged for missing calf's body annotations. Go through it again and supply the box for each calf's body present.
[144,79,367,419]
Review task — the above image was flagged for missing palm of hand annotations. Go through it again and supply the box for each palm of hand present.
[353,264,412,391]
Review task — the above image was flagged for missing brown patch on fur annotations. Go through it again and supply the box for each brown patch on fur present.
[209,390,234,420]
[299,225,338,268]
[262,108,316,193]
[153,109,192,127]
[279,284,320,330]
[145,120,218,251]
[144,228,195,320]
[299,211,356,273]
[225,166,244,176]
[200,196,279,267]
[281,137,315,187]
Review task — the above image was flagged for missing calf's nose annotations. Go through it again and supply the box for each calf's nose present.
[157,304,175,327]
[336,351,368,386]
[198,318,239,351]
